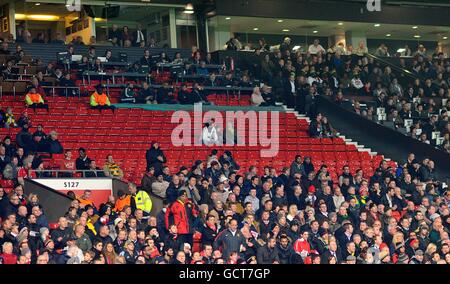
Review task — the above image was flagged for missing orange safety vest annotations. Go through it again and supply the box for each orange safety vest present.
[27,93,42,103]
[78,197,95,208]
[114,195,131,212]
[93,92,108,106]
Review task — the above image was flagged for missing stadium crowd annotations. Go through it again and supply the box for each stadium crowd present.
[0,31,449,265]
[0,144,449,264]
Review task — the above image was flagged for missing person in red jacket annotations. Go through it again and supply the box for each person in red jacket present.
[165,190,198,247]
[0,242,18,264]
[293,230,312,256]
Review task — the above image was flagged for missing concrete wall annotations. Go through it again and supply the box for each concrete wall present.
[24,179,73,223]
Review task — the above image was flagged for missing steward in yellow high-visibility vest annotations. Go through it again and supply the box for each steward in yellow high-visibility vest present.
[129,182,152,215]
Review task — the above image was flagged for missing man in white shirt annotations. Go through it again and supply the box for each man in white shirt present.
[351,75,364,91]
[202,122,219,145]
[308,39,326,55]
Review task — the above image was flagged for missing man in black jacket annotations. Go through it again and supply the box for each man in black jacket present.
[76,148,91,171]
[44,131,64,154]
[140,49,154,68]
[138,81,157,104]
[257,235,280,264]
[157,83,177,104]
[200,215,220,246]
[15,124,33,152]
[177,84,192,104]
[277,234,295,264]
[85,160,105,178]
[284,73,297,108]
[50,217,74,250]
[320,239,342,264]
[213,219,246,259]
[261,85,276,106]
[0,145,10,173]
[309,113,323,138]
[0,194,20,219]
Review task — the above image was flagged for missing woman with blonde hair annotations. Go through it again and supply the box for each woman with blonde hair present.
[391,232,404,245]
[425,243,437,257]
[286,204,298,223]
[26,193,41,213]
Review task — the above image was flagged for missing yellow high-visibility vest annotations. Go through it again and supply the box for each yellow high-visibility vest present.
[134,190,152,213]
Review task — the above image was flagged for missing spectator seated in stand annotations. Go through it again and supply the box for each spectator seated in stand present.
[177,84,192,105]
[191,83,209,104]
[156,83,177,104]
[2,107,17,128]
[90,85,116,112]
[25,87,49,112]
[261,85,276,106]
[44,131,64,154]
[84,160,106,178]
[103,154,123,179]
[120,83,137,104]
[138,81,157,104]
[196,61,209,76]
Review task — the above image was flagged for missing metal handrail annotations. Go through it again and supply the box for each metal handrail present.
[41,86,81,99]
[366,53,417,80]
[29,169,109,178]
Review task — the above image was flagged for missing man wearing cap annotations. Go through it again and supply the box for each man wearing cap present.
[305,185,317,207]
